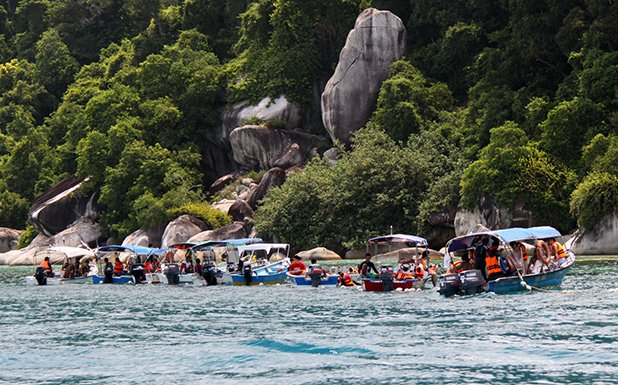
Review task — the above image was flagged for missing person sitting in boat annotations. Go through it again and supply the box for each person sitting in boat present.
[180,255,194,274]
[338,271,355,286]
[548,238,567,268]
[40,256,54,277]
[288,255,307,275]
[459,253,474,272]
[144,256,154,273]
[73,259,83,278]
[509,241,528,272]
[419,251,438,287]
[359,253,379,278]
[486,239,503,280]
[194,258,203,276]
[527,239,552,274]
[80,260,90,276]
[113,257,125,276]
[62,261,74,278]
[474,237,490,281]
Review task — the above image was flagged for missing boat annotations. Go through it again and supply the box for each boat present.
[92,245,166,284]
[25,247,97,285]
[362,234,431,292]
[439,226,575,296]
[287,273,340,287]
[231,243,290,286]
[190,238,263,285]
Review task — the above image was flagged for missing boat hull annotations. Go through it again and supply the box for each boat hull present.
[25,275,90,285]
[145,272,204,285]
[92,274,134,284]
[231,271,288,286]
[362,277,427,292]
[287,273,339,287]
[488,265,572,294]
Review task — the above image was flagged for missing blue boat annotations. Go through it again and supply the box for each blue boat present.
[231,243,290,286]
[440,226,575,295]
[287,273,340,287]
[92,245,167,284]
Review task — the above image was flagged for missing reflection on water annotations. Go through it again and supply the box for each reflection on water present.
[1,260,618,384]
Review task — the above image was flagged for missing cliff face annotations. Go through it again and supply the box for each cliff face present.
[571,214,618,255]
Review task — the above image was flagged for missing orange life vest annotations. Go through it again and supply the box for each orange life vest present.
[144,261,153,272]
[40,260,52,273]
[414,264,425,279]
[486,251,501,276]
[449,261,462,274]
[341,273,354,286]
[113,261,124,274]
[553,242,567,261]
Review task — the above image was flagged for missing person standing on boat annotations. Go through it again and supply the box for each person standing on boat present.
[474,237,490,281]
[40,256,54,277]
[288,255,306,275]
[548,238,567,267]
[359,253,379,278]
[486,239,503,280]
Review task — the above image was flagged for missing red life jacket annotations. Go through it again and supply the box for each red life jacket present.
[144,262,153,272]
[113,261,124,274]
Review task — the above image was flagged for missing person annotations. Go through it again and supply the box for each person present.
[40,256,54,277]
[510,241,528,272]
[307,258,326,287]
[144,257,154,273]
[80,260,90,276]
[113,257,124,276]
[194,258,203,276]
[103,257,114,283]
[338,271,355,286]
[180,255,194,274]
[73,259,82,278]
[486,239,503,280]
[419,250,437,287]
[459,253,474,272]
[528,239,552,274]
[358,253,379,278]
[474,237,489,281]
[548,238,567,267]
[288,255,306,275]
[62,261,74,278]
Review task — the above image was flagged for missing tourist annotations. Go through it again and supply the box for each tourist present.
[180,255,194,274]
[144,256,154,273]
[527,239,552,274]
[307,258,326,287]
[486,239,503,280]
[510,241,528,272]
[359,253,379,278]
[474,237,489,281]
[62,261,74,278]
[194,258,203,276]
[288,255,306,275]
[40,256,54,277]
[113,257,124,276]
[459,253,474,272]
[548,238,567,267]
[338,271,355,286]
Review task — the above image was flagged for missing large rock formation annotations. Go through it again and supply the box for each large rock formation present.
[321,8,407,144]
[29,176,100,237]
[0,228,24,252]
[161,215,209,248]
[454,194,535,236]
[221,95,302,137]
[122,228,163,248]
[297,247,342,261]
[571,214,618,255]
[246,167,287,209]
[229,125,326,170]
[188,222,248,243]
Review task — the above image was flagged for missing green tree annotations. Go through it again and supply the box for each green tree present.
[34,28,79,98]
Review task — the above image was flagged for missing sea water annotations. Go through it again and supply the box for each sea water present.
[1,258,617,384]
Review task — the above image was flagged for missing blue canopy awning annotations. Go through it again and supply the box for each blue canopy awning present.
[97,245,167,255]
[190,238,263,251]
[446,226,562,253]
[367,234,428,246]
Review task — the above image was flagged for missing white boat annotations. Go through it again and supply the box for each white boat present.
[93,245,166,284]
[231,243,291,286]
[25,247,97,285]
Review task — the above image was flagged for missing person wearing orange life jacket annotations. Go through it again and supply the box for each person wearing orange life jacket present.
[486,239,503,280]
[548,238,567,267]
[40,256,54,277]
[509,241,528,272]
[144,256,154,273]
[113,257,124,275]
[338,271,355,286]
[418,251,437,287]
[395,262,415,280]
[527,239,551,274]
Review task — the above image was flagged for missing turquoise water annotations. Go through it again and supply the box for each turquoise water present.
[1,259,618,384]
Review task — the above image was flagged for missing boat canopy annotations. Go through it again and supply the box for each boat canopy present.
[237,243,289,255]
[96,245,167,255]
[190,238,263,251]
[367,234,428,246]
[447,226,562,253]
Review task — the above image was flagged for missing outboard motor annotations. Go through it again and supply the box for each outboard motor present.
[459,269,485,295]
[104,263,114,284]
[164,263,180,285]
[380,265,394,292]
[243,264,253,285]
[438,273,461,297]
[34,267,47,285]
[308,264,324,288]
[130,263,146,284]
[202,261,217,286]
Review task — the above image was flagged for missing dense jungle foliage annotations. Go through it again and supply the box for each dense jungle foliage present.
[0,0,616,250]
